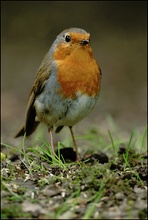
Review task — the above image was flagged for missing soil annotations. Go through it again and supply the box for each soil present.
[1,144,147,219]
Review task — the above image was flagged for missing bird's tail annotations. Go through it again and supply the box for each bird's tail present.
[14,125,25,138]
[14,121,39,138]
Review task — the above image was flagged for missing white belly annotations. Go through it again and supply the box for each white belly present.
[55,93,97,127]
[35,91,98,128]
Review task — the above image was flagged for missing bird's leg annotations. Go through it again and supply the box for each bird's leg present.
[69,126,80,161]
[48,129,56,157]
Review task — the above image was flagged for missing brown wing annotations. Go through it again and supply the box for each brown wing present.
[14,53,52,137]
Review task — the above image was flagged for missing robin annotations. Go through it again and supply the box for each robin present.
[15,27,102,160]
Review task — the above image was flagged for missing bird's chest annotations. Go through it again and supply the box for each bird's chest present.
[56,55,100,99]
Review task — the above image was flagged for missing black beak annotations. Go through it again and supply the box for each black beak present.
[80,39,90,45]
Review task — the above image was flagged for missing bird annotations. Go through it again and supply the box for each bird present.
[14,27,102,161]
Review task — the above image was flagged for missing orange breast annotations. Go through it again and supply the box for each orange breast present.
[54,46,101,99]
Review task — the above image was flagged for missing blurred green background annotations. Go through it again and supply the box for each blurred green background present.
[1,1,147,145]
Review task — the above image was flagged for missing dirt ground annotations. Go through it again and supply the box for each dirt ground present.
[1,143,147,219]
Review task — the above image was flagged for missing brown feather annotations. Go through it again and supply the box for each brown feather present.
[14,53,52,137]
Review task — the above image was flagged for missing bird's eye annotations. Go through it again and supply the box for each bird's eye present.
[65,35,71,42]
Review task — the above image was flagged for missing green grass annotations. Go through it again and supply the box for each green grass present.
[1,120,147,219]
[1,204,31,219]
